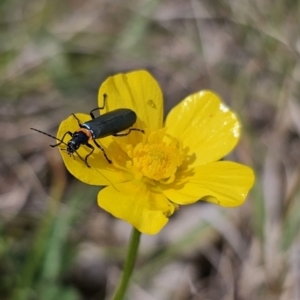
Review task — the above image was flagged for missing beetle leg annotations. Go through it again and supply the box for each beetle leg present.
[77,152,88,166]
[113,128,145,137]
[71,113,83,127]
[89,93,107,119]
[93,140,112,164]
[50,131,73,147]
[83,143,95,168]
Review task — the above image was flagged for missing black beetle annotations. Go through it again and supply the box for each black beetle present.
[31,94,144,167]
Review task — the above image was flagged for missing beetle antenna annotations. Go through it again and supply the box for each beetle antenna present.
[30,128,68,147]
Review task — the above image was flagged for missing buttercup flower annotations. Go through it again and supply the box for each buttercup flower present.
[57,70,255,235]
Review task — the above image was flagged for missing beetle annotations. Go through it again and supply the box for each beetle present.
[31,93,144,168]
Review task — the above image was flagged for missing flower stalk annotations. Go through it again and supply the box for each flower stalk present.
[112,227,141,300]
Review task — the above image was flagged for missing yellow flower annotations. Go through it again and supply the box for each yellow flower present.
[57,70,255,235]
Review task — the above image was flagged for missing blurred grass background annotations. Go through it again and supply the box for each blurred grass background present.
[1,0,300,299]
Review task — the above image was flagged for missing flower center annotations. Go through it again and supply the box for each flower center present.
[125,129,183,182]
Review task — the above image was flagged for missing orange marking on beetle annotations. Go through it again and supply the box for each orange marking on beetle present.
[77,128,93,140]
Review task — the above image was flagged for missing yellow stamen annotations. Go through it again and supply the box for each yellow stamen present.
[126,129,184,182]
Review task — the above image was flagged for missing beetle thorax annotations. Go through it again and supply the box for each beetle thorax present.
[67,131,89,154]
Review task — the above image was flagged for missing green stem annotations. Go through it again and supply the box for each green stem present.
[112,227,141,300]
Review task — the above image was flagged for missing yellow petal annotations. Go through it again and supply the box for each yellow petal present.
[57,113,129,186]
[98,70,163,134]
[161,161,255,207]
[165,91,240,166]
[98,181,175,234]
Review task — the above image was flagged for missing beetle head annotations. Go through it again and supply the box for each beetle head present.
[67,140,80,155]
